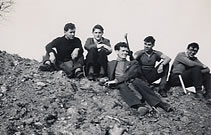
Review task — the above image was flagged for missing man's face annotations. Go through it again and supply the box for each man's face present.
[93,29,103,41]
[186,46,198,57]
[144,41,154,52]
[116,47,129,59]
[64,28,76,39]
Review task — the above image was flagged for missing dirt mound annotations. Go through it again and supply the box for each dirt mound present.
[0,50,210,135]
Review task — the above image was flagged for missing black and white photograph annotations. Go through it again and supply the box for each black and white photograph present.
[0,0,210,134]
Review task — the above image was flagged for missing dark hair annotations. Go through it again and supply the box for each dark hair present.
[92,24,104,33]
[144,36,155,45]
[64,23,76,32]
[114,42,129,51]
[187,42,199,50]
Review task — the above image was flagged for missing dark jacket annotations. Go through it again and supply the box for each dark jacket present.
[107,60,139,84]
[84,37,112,55]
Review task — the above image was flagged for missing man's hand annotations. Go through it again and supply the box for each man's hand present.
[202,64,208,69]
[97,44,104,49]
[157,64,164,73]
[104,79,118,86]
[102,44,112,51]
[71,48,79,60]
[49,52,56,64]
[96,44,103,51]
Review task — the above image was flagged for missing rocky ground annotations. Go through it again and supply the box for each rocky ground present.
[0,50,211,135]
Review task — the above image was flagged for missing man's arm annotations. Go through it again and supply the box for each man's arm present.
[160,54,171,65]
[44,38,59,64]
[100,39,112,55]
[45,38,59,54]
[101,43,112,53]
[194,59,210,73]
[201,66,210,73]
[84,38,97,50]
[133,50,144,60]
[176,52,203,68]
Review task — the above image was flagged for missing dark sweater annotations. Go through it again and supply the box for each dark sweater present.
[45,36,83,62]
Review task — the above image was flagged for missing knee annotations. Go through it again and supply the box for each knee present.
[98,49,108,57]
[203,72,211,79]
[99,49,107,54]
[192,67,201,73]
[88,48,98,53]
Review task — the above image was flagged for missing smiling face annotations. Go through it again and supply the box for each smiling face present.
[116,47,129,59]
[93,28,103,41]
[186,46,198,58]
[64,28,76,39]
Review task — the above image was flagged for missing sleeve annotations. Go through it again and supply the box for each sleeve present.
[84,38,97,50]
[102,39,112,55]
[116,60,139,83]
[155,50,163,61]
[134,50,144,60]
[45,37,60,54]
[176,52,203,67]
[77,38,84,55]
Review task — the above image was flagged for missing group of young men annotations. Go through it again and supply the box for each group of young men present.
[39,22,211,116]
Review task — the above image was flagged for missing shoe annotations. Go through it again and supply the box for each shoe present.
[165,83,171,91]
[159,89,168,98]
[39,64,54,71]
[194,92,204,99]
[204,91,211,102]
[131,104,149,116]
[75,71,84,79]
[156,102,173,112]
[67,73,74,79]
[87,73,95,81]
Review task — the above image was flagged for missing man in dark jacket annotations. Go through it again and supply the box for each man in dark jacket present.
[84,24,112,80]
[39,23,84,78]
[105,42,172,115]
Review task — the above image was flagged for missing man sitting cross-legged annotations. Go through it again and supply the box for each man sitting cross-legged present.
[105,42,173,116]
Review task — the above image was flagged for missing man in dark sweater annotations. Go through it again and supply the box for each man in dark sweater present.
[39,23,84,78]
[168,42,211,101]
[105,42,173,116]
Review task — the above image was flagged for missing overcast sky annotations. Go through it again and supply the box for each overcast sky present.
[0,0,210,67]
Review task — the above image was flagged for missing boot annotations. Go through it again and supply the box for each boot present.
[204,91,211,102]
[194,88,204,99]
[158,89,168,97]
[156,102,173,112]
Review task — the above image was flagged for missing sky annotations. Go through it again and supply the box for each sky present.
[0,0,211,67]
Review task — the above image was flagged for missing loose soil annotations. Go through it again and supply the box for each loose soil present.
[0,51,210,135]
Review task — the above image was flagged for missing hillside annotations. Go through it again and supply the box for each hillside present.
[0,50,210,135]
